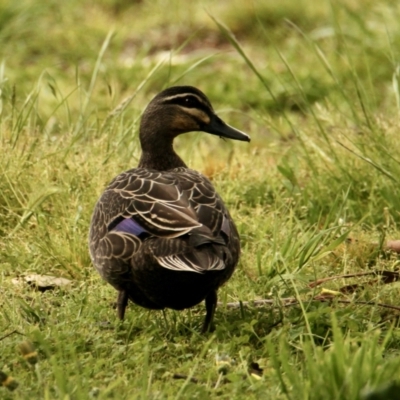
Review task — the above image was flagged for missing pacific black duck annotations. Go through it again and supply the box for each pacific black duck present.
[89,86,250,332]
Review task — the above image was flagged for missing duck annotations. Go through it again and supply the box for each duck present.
[89,86,250,333]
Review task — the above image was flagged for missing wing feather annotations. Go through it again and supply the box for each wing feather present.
[90,167,232,274]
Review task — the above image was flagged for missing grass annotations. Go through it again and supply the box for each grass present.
[1,0,400,398]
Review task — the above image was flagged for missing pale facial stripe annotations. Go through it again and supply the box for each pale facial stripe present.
[177,106,211,125]
[162,93,210,108]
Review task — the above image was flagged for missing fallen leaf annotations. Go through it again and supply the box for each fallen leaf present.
[12,274,72,292]
[386,240,400,253]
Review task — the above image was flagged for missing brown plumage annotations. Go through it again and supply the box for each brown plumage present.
[89,86,250,332]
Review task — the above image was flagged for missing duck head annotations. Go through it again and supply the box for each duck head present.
[138,86,250,170]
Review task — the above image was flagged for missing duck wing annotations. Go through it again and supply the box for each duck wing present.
[105,168,206,236]
[90,168,234,275]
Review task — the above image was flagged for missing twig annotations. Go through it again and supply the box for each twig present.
[219,298,297,309]
[0,330,24,341]
[219,296,400,312]
[308,270,400,288]
[328,298,400,312]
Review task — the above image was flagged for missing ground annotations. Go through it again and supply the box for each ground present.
[1,0,400,399]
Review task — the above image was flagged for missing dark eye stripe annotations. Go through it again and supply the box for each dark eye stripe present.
[176,95,198,108]
[162,93,211,113]
[163,93,204,103]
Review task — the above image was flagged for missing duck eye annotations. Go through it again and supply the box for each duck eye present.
[183,96,197,107]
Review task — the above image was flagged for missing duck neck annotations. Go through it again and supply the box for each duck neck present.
[138,141,187,170]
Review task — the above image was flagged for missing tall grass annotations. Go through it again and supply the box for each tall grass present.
[1,0,400,398]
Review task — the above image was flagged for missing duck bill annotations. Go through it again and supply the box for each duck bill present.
[203,115,250,142]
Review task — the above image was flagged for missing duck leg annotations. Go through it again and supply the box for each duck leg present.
[116,290,129,320]
[202,290,217,333]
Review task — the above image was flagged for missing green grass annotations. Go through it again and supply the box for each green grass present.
[1,0,400,398]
